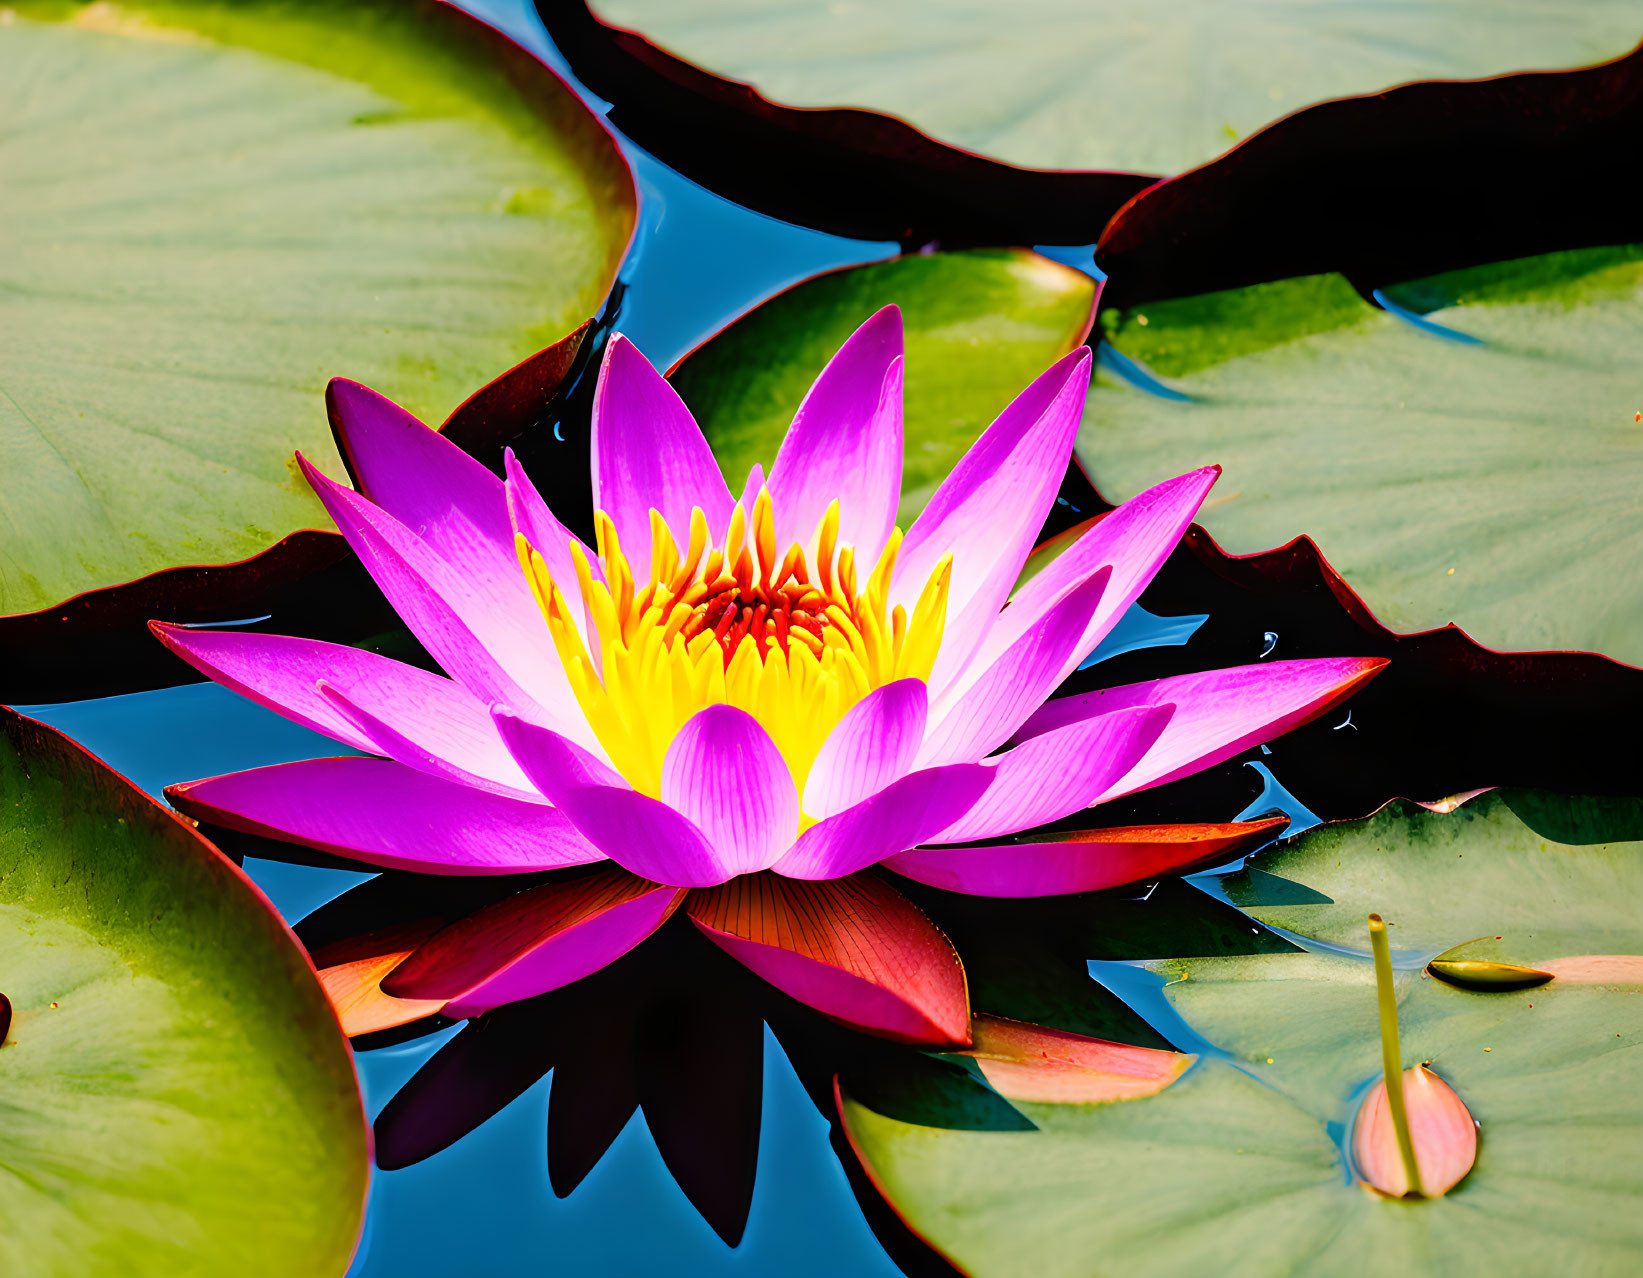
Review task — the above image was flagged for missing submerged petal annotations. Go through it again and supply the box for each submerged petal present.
[885,819,1287,897]
[961,1014,1195,1103]
[768,305,904,562]
[1013,657,1389,799]
[929,702,1173,843]
[773,765,992,880]
[165,757,604,875]
[892,348,1093,695]
[382,868,683,1017]
[1353,1064,1478,1198]
[591,336,735,581]
[662,706,799,878]
[687,873,970,1045]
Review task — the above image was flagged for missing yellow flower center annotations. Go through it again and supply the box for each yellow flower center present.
[518,488,952,805]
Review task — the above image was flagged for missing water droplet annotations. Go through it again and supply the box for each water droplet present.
[1259,632,1278,658]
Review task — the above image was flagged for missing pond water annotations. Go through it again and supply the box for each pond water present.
[16,3,1319,1271]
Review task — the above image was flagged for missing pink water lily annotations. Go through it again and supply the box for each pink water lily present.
[158,307,1383,1046]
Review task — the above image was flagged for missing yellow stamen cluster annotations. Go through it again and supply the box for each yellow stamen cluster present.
[519,489,952,804]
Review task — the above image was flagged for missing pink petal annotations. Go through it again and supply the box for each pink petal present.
[165,758,604,875]
[884,818,1287,897]
[298,453,592,745]
[917,571,1110,767]
[1540,955,1643,984]
[310,920,450,1037]
[1353,1064,1478,1198]
[772,765,992,880]
[590,335,735,581]
[382,868,683,1017]
[505,447,601,648]
[980,466,1220,670]
[926,703,1173,843]
[961,1014,1195,1103]
[768,305,904,560]
[687,873,971,1045]
[1014,657,1389,799]
[315,680,535,799]
[803,678,928,821]
[662,706,800,877]
[891,348,1093,696]
[149,622,524,791]
[493,710,736,888]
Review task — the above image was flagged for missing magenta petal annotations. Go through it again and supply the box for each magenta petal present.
[149,622,513,776]
[1013,657,1390,799]
[892,348,1093,695]
[930,703,1174,844]
[983,467,1220,669]
[493,710,736,887]
[803,679,928,820]
[662,706,799,877]
[772,764,992,880]
[768,305,904,560]
[918,570,1110,767]
[886,819,1286,897]
[505,448,601,646]
[382,869,683,1017]
[165,758,603,874]
[591,335,735,581]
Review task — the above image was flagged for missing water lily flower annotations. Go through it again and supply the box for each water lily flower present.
[158,307,1383,1047]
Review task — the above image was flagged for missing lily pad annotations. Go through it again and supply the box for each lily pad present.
[1241,790,1643,961]
[844,872,1643,1275]
[0,708,368,1276]
[1,0,635,618]
[1080,245,1643,663]
[669,249,1096,520]
[581,0,1640,175]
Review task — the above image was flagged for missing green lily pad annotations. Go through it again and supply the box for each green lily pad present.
[587,0,1640,175]
[1,0,635,617]
[668,249,1095,520]
[0,708,368,1276]
[1239,791,1643,962]
[845,905,1643,1274]
[1079,245,1643,662]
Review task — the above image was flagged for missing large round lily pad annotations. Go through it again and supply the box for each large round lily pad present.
[0,708,368,1276]
[843,795,1643,1277]
[0,0,634,618]
[586,0,1641,175]
[1080,245,1643,662]
[669,248,1096,520]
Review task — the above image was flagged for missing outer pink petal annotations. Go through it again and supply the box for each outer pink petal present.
[1353,1064,1477,1198]
[149,622,514,780]
[1012,657,1389,800]
[316,680,535,798]
[980,466,1220,669]
[803,678,928,820]
[381,868,683,1017]
[493,710,735,888]
[298,453,595,747]
[891,348,1093,696]
[918,571,1109,767]
[662,706,799,877]
[590,335,735,581]
[928,702,1173,844]
[884,818,1286,897]
[687,873,971,1046]
[772,765,992,880]
[164,758,604,874]
[768,305,904,561]
[504,447,601,649]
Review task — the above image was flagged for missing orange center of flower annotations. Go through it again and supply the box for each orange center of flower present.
[517,487,952,805]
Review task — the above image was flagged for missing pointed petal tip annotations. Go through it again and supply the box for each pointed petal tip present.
[1353,1064,1477,1199]
[963,1015,1195,1104]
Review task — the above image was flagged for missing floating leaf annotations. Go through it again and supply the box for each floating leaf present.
[1082,246,1643,663]
[669,249,1095,521]
[1,0,633,625]
[0,709,367,1276]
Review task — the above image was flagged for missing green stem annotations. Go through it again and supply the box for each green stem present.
[1368,913,1423,1196]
